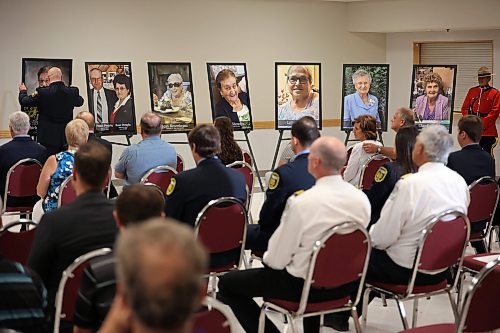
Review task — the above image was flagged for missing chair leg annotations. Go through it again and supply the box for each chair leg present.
[362,286,372,327]
[381,293,388,307]
[447,291,459,321]
[412,298,419,328]
[456,270,466,307]
[351,307,362,333]
[286,313,296,333]
[395,298,409,330]
[258,305,267,333]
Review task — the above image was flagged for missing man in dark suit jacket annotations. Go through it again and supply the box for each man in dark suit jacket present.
[448,115,495,253]
[28,142,118,318]
[246,116,319,251]
[19,67,84,155]
[0,111,47,208]
[88,68,118,126]
[165,124,246,227]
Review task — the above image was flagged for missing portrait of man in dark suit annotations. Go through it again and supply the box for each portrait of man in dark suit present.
[87,68,117,127]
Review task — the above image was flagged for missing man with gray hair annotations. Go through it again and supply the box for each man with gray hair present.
[115,112,176,186]
[98,218,207,333]
[218,136,370,333]
[0,111,47,205]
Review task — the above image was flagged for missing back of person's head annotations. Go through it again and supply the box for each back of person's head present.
[354,114,377,140]
[116,218,208,331]
[76,111,95,129]
[65,119,89,147]
[214,116,234,138]
[291,116,320,148]
[188,124,221,158]
[113,74,131,90]
[458,115,482,143]
[397,107,415,127]
[115,185,165,226]
[74,141,111,191]
[395,126,419,174]
[140,112,162,136]
[9,111,30,135]
[418,125,453,163]
[48,67,63,82]
[311,136,347,175]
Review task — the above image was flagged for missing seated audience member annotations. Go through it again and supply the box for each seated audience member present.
[447,115,495,253]
[28,142,118,325]
[36,119,88,213]
[218,136,370,333]
[333,125,470,329]
[73,184,165,333]
[98,219,208,333]
[363,107,415,159]
[115,112,176,186]
[278,141,294,166]
[365,126,418,229]
[0,253,48,333]
[246,116,320,252]
[0,111,47,208]
[214,116,243,165]
[76,111,112,153]
[343,114,381,186]
[165,124,246,227]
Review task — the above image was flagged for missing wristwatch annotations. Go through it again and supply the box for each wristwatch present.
[377,146,381,154]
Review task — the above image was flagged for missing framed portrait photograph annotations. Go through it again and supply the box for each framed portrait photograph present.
[275,63,322,130]
[84,62,137,136]
[148,62,196,133]
[21,58,73,136]
[341,64,389,132]
[207,63,253,131]
[410,65,457,133]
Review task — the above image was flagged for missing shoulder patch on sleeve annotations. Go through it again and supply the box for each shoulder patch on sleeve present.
[294,190,305,196]
[268,172,280,190]
[374,166,388,183]
[166,178,176,196]
[31,91,38,97]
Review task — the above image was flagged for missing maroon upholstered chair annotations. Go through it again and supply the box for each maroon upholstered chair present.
[362,210,470,330]
[399,256,500,333]
[191,297,238,333]
[2,158,42,216]
[226,161,253,211]
[242,149,253,167]
[0,219,37,265]
[466,176,499,252]
[358,154,391,190]
[258,222,371,333]
[176,153,185,173]
[140,165,177,193]
[57,177,77,207]
[53,247,112,333]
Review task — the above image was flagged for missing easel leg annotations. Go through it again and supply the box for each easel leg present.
[244,131,265,191]
[378,130,384,146]
[271,130,284,171]
[344,130,352,146]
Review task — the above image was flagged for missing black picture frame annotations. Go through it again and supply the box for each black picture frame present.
[341,64,390,132]
[275,62,322,130]
[147,62,196,133]
[207,63,253,131]
[21,58,73,137]
[409,64,457,133]
[84,62,137,136]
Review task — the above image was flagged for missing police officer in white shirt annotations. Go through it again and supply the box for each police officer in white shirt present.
[217,136,371,333]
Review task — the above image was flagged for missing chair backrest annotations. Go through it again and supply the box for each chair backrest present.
[467,176,499,228]
[0,219,38,265]
[226,161,254,198]
[407,209,470,295]
[458,256,500,332]
[57,176,77,207]
[140,165,178,193]
[2,158,42,214]
[53,247,112,333]
[176,153,184,172]
[242,149,252,166]
[192,297,237,333]
[358,154,391,190]
[194,197,248,270]
[345,146,354,166]
[298,221,371,314]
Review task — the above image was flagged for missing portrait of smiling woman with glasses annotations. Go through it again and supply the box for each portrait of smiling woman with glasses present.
[157,73,193,113]
[277,65,320,128]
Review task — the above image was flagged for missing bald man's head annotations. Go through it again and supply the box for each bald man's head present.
[140,112,162,136]
[308,136,347,178]
[76,111,95,129]
[48,67,63,84]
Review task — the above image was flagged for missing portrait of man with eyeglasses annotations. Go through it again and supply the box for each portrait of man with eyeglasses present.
[276,63,321,130]
[87,67,118,126]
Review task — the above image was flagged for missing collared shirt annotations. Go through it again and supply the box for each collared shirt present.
[93,88,109,123]
[263,175,370,279]
[344,140,382,187]
[113,94,131,111]
[370,162,470,269]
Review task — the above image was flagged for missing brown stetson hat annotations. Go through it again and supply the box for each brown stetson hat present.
[478,66,495,77]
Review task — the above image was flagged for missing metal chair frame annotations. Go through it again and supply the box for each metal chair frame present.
[176,153,184,173]
[139,165,178,192]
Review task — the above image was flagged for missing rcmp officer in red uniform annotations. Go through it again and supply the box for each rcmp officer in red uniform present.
[461,66,500,156]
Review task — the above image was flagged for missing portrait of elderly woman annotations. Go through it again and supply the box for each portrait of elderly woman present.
[111,74,135,126]
[156,73,193,113]
[277,64,320,128]
[213,68,252,131]
[343,69,380,128]
[414,72,449,121]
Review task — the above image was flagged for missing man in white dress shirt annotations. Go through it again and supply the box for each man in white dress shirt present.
[217,136,371,333]
[88,68,118,125]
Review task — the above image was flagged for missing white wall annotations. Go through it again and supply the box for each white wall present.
[0,0,387,170]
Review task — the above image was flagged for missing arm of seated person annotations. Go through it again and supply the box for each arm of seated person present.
[362,143,396,160]
[36,155,57,198]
